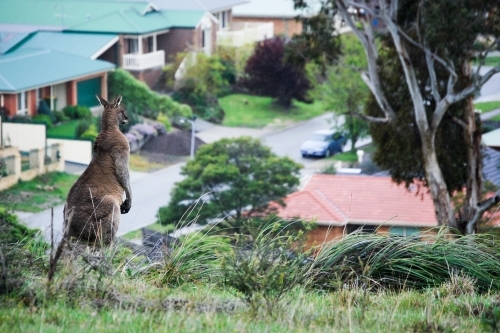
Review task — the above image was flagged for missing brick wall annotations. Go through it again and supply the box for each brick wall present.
[28,90,37,116]
[2,94,17,117]
[158,29,196,62]
[306,225,344,248]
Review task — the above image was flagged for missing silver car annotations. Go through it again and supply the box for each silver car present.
[300,129,346,157]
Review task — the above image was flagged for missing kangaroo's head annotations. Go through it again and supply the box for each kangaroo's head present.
[96,95,128,127]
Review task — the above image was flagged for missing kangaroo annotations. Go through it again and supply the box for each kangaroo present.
[64,95,132,245]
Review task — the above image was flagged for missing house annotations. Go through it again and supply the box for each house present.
[0,0,218,87]
[139,0,274,48]
[0,31,117,117]
[231,0,312,38]
[483,147,500,186]
[483,128,500,150]
[275,174,438,247]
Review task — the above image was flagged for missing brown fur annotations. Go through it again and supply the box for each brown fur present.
[64,95,132,245]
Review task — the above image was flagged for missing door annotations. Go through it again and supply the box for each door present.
[77,77,101,108]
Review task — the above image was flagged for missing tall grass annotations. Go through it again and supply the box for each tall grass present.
[310,229,500,292]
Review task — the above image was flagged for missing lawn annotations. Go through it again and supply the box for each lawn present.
[122,222,175,240]
[47,118,99,139]
[128,153,167,173]
[0,172,78,212]
[475,101,500,114]
[46,119,81,139]
[2,226,500,333]
[219,94,326,128]
[473,56,500,67]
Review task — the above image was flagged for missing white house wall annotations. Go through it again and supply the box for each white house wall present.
[53,83,67,110]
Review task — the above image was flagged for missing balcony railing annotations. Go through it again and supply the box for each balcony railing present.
[217,22,274,47]
[123,50,165,71]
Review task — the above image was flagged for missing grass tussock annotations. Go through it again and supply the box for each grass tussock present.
[3,209,500,332]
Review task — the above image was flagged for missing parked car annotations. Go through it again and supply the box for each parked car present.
[300,130,346,157]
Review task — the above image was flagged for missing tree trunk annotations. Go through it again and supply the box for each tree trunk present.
[421,133,457,228]
[461,97,483,233]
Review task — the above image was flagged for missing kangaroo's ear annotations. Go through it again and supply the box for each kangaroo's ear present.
[96,95,108,107]
[113,95,122,107]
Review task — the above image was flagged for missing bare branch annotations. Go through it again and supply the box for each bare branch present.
[466,192,500,234]
[447,64,500,105]
[450,115,467,130]
[475,37,500,78]
[351,111,391,123]
[397,27,458,79]
[337,0,396,122]
[425,45,441,102]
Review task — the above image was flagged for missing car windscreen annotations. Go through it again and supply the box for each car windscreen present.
[310,134,330,141]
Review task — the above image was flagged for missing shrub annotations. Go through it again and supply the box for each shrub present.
[173,88,225,124]
[63,105,91,120]
[32,114,53,128]
[156,112,172,132]
[243,37,312,108]
[53,110,70,123]
[80,124,98,141]
[108,68,192,120]
[75,118,93,138]
[221,221,311,315]
[146,230,231,287]
[37,100,55,122]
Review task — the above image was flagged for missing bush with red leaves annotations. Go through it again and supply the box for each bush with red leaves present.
[243,37,311,108]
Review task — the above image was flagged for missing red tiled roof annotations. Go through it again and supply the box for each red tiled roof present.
[276,174,437,227]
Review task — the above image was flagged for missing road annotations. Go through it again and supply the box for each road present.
[21,113,338,242]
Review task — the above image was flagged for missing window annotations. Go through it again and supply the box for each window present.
[346,224,376,234]
[147,36,154,52]
[127,38,138,54]
[221,11,227,29]
[17,91,28,115]
[389,226,420,237]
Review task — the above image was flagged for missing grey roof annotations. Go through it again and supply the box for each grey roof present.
[483,147,500,186]
[232,0,318,18]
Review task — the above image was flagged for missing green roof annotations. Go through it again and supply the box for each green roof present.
[0,32,29,54]
[0,0,206,34]
[0,48,115,93]
[10,31,118,58]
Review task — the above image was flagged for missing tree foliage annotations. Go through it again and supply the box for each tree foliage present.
[158,137,302,229]
[294,0,500,232]
[315,35,370,151]
[243,37,312,108]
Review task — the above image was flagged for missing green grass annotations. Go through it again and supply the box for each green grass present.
[0,172,78,212]
[46,119,80,139]
[473,56,500,67]
[475,101,500,114]
[2,221,500,332]
[122,222,175,240]
[219,94,326,128]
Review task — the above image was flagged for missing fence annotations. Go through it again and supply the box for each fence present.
[0,143,65,191]
[217,22,274,47]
